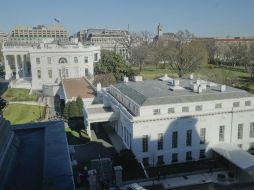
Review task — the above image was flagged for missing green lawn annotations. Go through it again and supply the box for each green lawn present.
[65,126,90,145]
[132,64,254,92]
[2,88,38,101]
[3,103,44,124]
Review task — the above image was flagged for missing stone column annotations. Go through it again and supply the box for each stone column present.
[4,55,11,80]
[88,169,97,190]
[14,55,19,79]
[114,166,123,187]
[21,55,25,78]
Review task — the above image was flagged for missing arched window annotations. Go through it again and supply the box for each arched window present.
[59,57,68,64]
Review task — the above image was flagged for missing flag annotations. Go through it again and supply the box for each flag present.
[54,18,60,23]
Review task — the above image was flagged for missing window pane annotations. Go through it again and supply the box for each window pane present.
[219,125,225,141]
[186,130,192,146]
[142,135,148,152]
[157,133,163,150]
[182,106,189,112]
[237,124,243,139]
[172,131,178,148]
[195,105,202,111]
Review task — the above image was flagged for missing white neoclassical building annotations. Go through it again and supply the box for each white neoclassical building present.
[2,41,100,95]
[85,75,254,167]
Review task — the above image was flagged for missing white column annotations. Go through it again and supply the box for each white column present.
[14,55,19,79]
[4,55,11,80]
[21,55,25,78]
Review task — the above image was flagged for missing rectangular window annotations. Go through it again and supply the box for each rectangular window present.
[157,155,164,165]
[195,105,202,111]
[48,69,52,79]
[153,109,160,115]
[238,144,242,148]
[219,125,225,141]
[142,135,148,152]
[182,106,189,112]
[186,130,192,146]
[238,124,243,139]
[74,57,78,63]
[58,69,62,78]
[233,102,240,107]
[200,128,206,144]
[142,157,149,167]
[94,53,98,61]
[215,103,222,109]
[250,123,254,138]
[245,101,251,106]
[65,69,69,78]
[172,153,178,163]
[186,151,192,161]
[84,56,88,63]
[200,149,206,159]
[47,57,51,64]
[37,69,41,79]
[172,131,178,148]
[157,133,163,150]
[168,107,175,114]
[36,57,40,64]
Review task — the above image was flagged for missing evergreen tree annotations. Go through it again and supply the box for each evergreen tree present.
[76,96,84,116]
[63,102,70,119]
[68,101,80,118]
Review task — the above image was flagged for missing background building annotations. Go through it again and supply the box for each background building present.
[2,41,100,95]
[10,24,68,41]
[77,28,129,59]
[0,31,8,44]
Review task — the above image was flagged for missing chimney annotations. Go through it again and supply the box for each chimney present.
[220,85,226,92]
[123,76,129,83]
[189,74,194,80]
[134,76,143,82]
[96,83,101,92]
[198,85,202,94]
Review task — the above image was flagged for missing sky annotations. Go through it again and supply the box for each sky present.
[0,0,254,37]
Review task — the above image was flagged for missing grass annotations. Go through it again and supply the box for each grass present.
[3,103,44,124]
[132,64,254,92]
[65,126,90,145]
[2,88,38,101]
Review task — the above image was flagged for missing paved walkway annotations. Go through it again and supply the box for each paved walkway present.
[120,170,238,190]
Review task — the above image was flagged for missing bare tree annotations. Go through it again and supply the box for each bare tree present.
[224,42,248,67]
[203,39,218,64]
[165,30,207,77]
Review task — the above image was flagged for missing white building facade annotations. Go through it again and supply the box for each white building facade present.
[2,42,100,95]
[85,77,254,166]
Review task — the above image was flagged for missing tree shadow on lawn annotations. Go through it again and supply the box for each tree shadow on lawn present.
[66,117,90,145]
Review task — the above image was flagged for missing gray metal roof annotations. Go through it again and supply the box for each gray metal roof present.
[113,79,254,106]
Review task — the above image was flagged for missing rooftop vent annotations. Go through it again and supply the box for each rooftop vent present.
[123,76,129,83]
[96,83,101,92]
[198,85,202,94]
[220,85,226,92]
[190,83,198,92]
[134,76,143,82]
[173,79,179,86]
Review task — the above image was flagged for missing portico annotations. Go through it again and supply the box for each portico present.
[3,53,31,80]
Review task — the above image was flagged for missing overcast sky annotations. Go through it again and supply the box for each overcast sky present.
[0,0,254,37]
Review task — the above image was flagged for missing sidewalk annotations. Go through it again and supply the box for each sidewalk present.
[120,170,237,190]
